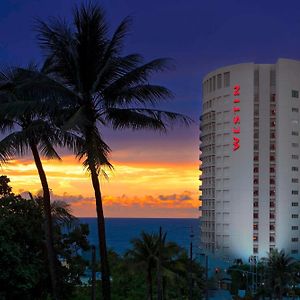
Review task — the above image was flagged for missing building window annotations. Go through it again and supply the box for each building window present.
[254,155,259,161]
[270,236,275,242]
[270,178,275,185]
[253,178,259,184]
[224,72,230,87]
[217,74,222,89]
[271,94,276,102]
[270,144,276,150]
[253,236,258,242]
[292,90,299,98]
[292,155,299,159]
[270,121,276,127]
[292,143,299,148]
[254,212,259,219]
[270,224,275,231]
[292,226,299,230]
[292,190,299,195]
[253,247,258,254]
[270,190,275,196]
[270,213,275,219]
[254,167,259,173]
[292,167,298,171]
[253,224,259,230]
[254,190,259,196]
[292,202,299,206]
[292,214,299,218]
[270,167,275,173]
[292,107,299,112]
[270,131,276,139]
[254,201,259,207]
[270,155,275,161]
[292,238,299,242]
[270,201,275,208]
[213,76,216,91]
[291,250,298,254]
[292,178,299,183]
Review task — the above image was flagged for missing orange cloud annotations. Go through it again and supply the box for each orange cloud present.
[1,153,201,218]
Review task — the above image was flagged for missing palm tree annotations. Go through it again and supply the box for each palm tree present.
[36,3,191,300]
[126,232,159,300]
[0,66,83,300]
[265,249,296,299]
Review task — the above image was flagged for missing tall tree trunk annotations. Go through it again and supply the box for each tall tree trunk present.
[89,164,111,300]
[147,265,153,300]
[157,226,163,300]
[30,143,59,300]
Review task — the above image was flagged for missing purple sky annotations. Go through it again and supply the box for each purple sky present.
[1,0,300,159]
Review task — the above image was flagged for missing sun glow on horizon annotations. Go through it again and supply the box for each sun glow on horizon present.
[1,155,201,218]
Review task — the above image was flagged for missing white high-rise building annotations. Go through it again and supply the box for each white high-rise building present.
[200,58,300,261]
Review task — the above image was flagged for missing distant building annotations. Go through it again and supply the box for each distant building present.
[200,58,300,261]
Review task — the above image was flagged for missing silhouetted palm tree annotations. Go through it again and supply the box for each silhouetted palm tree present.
[36,3,191,299]
[266,249,296,299]
[0,66,82,300]
[126,232,159,300]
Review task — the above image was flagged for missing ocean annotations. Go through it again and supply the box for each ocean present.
[80,218,200,256]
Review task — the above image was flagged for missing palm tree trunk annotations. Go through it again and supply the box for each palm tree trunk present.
[30,142,59,300]
[147,265,153,300]
[89,164,111,300]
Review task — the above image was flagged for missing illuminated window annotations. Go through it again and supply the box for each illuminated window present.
[224,72,230,87]
[253,224,258,230]
[292,90,299,98]
[253,236,258,241]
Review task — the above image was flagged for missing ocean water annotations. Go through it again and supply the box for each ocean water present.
[80,218,200,255]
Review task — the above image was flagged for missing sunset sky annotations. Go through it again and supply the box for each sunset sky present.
[1,0,300,217]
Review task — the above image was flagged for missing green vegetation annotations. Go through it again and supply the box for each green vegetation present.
[0,178,90,300]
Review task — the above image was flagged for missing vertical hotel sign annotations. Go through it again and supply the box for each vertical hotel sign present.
[232,85,241,151]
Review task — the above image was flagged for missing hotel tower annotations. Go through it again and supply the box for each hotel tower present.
[200,58,300,261]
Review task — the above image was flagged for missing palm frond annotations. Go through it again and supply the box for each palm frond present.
[105,108,193,131]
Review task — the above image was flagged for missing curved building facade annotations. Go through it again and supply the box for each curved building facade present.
[200,58,300,261]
